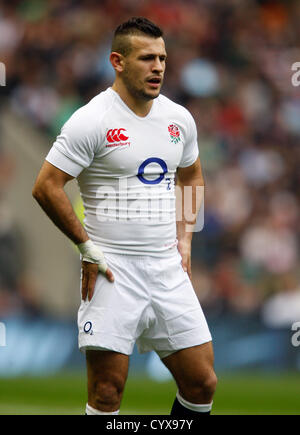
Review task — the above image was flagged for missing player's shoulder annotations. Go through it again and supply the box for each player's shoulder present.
[157,94,194,123]
[87,87,117,113]
[66,88,116,126]
[58,88,117,148]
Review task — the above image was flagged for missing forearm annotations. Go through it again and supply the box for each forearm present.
[33,181,113,292]
[33,184,88,246]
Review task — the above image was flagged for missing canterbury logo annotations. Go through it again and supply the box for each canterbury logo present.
[106,128,129,143]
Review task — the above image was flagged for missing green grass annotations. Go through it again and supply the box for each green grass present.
[0,371,299,415]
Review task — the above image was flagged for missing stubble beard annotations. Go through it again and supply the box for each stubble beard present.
[122,70,161,101]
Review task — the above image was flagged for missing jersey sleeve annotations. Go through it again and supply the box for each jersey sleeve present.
[178,111,199,168]
[46,106,100,177]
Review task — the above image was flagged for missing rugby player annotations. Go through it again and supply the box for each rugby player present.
[32,17,217,416]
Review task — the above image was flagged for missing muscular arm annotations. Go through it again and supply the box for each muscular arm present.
[32,161,114,300]
[176,157,205,279]
[32,161,89,245]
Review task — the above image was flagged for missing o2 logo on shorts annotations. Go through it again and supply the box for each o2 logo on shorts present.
[84,321,93,336]
[137,157,168,185]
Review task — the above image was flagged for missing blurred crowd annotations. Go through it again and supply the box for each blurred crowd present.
[0,143,41,316]
[1,0,300,326]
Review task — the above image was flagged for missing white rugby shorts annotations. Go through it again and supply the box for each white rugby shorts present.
[78,250,212,359]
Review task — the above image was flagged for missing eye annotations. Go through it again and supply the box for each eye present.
[140,55,154,61]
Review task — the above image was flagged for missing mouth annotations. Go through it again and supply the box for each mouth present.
[146,77,162,89]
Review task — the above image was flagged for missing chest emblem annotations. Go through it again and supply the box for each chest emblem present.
[168,124,181,144]
[106,128,130,147]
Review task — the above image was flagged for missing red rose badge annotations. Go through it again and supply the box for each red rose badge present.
[168,124,181,144]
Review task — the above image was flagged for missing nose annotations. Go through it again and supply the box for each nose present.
[152,57,164,73]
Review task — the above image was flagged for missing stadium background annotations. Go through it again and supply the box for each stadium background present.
[0,0,300,415]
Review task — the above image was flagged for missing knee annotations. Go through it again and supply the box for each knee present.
[199,371,218,398]
[91,376,125,410]
[181,370,217,403]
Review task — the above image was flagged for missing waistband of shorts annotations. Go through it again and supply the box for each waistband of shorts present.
[95,244,179,259]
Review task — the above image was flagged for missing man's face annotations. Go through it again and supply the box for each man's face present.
[121,35,167,101]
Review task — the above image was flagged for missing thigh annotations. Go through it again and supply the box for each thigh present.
[161,342,214,387]
[78,253,149,355]
[137,253,211,355]
[86,350,129,392]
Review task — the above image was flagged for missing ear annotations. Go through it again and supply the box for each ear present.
[110,52,124,73]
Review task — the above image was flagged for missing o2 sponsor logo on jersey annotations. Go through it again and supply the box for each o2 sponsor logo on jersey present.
[137,157,168,185]
[137,157,173,191]
[106,128,130,148]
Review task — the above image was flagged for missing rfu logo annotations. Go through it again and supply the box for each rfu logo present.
[84,321,93,336]
[106,128,129,143]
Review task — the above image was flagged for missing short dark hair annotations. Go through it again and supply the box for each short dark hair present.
[112,17,163,57]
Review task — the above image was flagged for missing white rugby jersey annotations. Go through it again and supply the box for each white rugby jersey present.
[46,87,199,256]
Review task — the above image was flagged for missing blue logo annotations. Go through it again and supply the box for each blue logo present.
[165,177,172,190]
[84,321,93,335]
[137,157,168,185]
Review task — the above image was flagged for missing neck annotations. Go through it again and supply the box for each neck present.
[111,80,153,117]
